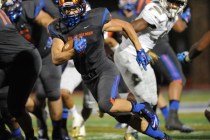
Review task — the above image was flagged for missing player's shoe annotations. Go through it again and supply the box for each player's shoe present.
[72,114,84,138]
[124,132,140,140]
[76,124,86,140]
[61,128,72,140]
[204,109,210,123]
[38,128,49,140]
[165,109,193,133]
[115,123,128,129]
[12,135,25,140]
[156,133,171,140]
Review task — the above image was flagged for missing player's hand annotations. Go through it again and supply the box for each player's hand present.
[147,50,159,64]
[180,8,191,23]
[177,51,190,63]
[74,36,87,54]
[136,48,150,71]
[141,103,159,130]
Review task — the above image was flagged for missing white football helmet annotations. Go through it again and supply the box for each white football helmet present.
[159,0,187,18]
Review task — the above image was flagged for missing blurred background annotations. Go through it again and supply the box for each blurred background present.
[88,0,210,88]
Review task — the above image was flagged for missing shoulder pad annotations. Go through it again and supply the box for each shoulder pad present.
[141,3,167,28]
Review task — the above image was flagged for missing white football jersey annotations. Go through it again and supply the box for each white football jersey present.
[120,1,178,56]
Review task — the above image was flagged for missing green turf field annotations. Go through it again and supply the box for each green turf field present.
[32,89,210,140]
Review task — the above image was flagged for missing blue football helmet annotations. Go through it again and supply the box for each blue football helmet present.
[59,0,87,27]
[2,0,22,22]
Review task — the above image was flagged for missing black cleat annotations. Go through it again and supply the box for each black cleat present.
[38,128,49,140]
[165,109,193,133]
[204,109,210,123]
[61,128,71,140]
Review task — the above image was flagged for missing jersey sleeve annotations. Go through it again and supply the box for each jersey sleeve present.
[140,3,166,28]
[48,20,65,42]
[39,0,60,18]
[100,8,112,27]
[21,1,37,21]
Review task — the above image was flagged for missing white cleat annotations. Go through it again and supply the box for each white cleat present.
[72,114,84,138]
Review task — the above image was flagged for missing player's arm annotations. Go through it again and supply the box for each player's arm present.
[189,30,210,59]
[103,18,151,71]
[131,18,149,33]
[103,18,142,51]
[173,8,191,33]
[35,10,55,29]
[51,38,75,65]
[173,16,187,33]
[177,30,210,62]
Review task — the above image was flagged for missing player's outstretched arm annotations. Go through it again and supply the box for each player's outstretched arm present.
[103,19,150,70]
[103,18,142,51]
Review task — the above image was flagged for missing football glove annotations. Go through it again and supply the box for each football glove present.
[147,50,159,64]
[180,8,191,23]
[74,36,87,54]
[177,51,190,63]
[136,48,151,71]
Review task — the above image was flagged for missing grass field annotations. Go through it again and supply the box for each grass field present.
[32,89,210,140]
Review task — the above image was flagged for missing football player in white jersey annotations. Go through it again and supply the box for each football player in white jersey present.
[114,0,187,139]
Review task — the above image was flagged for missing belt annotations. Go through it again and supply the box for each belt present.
[82,70,98,81]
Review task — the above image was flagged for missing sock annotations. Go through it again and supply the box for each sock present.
[70,105,79,118]
[130,101,145,113]
[160,106,169,120]
[169,100,180,110]
[52,120,62,138]
[62,108,69,129]
[144,125,165,139]
[12,128,22,138]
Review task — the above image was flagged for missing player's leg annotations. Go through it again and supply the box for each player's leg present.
[84,61,170,140]
[0,94,24,140]
[7,49,42,140]
[60,60,84,139]
[153,44,193,132]
[40,54,63,140]
[77,82,97,139]
[27,79,50,140]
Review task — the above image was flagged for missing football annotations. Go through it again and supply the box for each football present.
[62,39,74,52]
